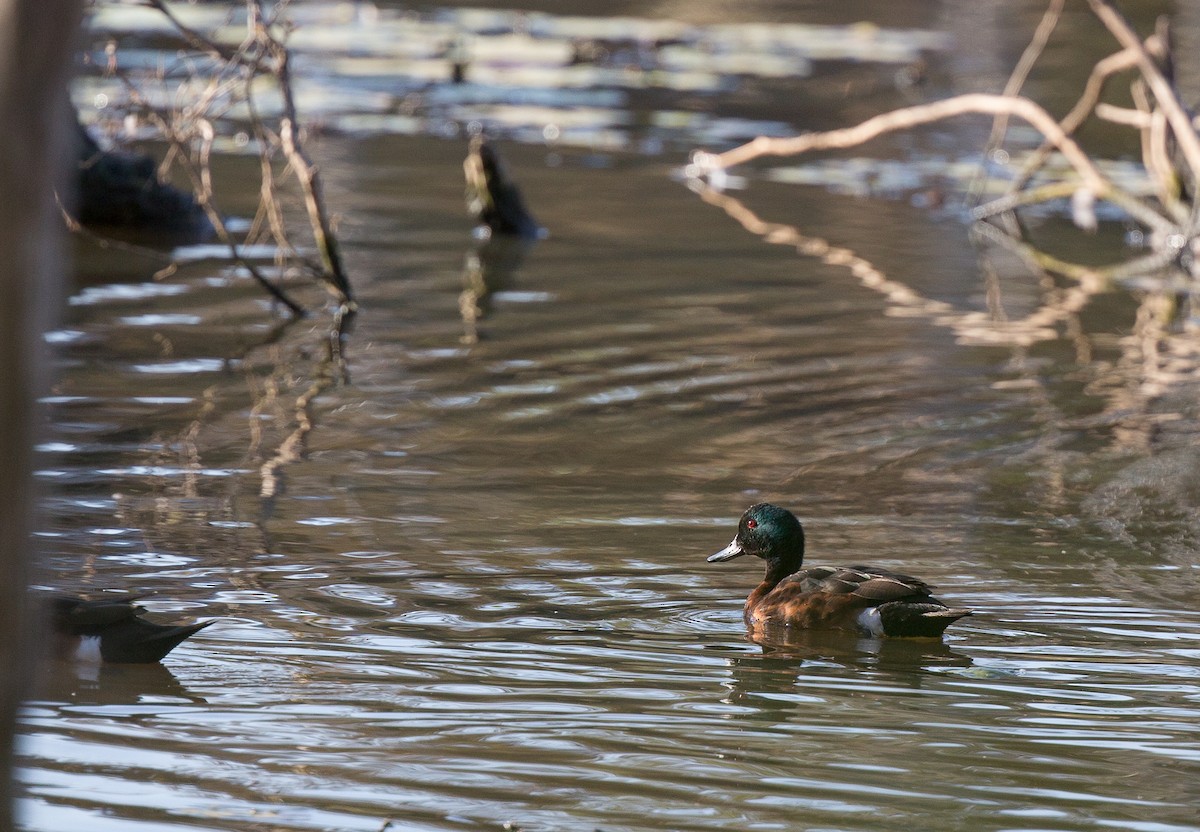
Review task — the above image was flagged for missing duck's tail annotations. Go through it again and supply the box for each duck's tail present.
[100,618,214,663]
[879,602,972,639]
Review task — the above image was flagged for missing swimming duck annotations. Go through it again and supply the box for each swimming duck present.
[708,503,971,638]
[51,595,213,663]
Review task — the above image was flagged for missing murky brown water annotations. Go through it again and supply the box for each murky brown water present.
[18,2,1200,831]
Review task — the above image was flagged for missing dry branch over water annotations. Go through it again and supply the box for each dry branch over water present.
[689,0,1200,293]
[75,0,353,315]
[684,0,1200,446]
[73,0,361,514]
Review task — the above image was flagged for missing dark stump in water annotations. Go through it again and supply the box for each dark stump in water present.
[464,135,541,240]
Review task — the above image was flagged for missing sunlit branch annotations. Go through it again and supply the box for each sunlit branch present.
[700,94,1111,195]
[251,0,355,309]
[1087,0,1200,183]
[984,0,1064,156]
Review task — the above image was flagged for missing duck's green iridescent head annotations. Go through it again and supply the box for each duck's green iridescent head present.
[707,503,806,567]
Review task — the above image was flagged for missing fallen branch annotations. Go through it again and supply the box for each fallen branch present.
[700,93,1111,195]
[686,0,1200,418]
[690,0,1200,274]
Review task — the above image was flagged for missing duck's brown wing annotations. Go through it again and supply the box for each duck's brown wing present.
[781,566,938,603]
[768,566,970,638]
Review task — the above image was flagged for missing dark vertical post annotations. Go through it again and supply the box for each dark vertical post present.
[0,1,83,828]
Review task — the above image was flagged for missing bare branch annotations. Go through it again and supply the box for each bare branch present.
[113,73,308,316]
[702,93,1111,195]
[985,0,1064,154]
[252,1,355,308]
[1007,39,1158,194]
[1087,0,1200,182]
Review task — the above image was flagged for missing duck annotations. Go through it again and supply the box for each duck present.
[51,595,213,663]
[707,503,971,638]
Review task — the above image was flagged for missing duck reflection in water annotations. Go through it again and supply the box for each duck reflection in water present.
[38,656,205,704]
[753,624,970,669]
[718,630,971,713]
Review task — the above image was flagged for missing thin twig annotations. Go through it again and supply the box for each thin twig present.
[1095,103,1151,128]
[245,88,314,268]
[985,0,1065,157]
[142,0,240,62]
[1130,79,1182,214]
[972,0,1065,233]
[971,181,1080,219]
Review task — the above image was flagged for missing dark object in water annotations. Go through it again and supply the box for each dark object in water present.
[464,135,541,240]
[446,34,470,84]
[568,36,682,71]
[708,503,972,639]
[74,119,214,239]
[51,594,214,663]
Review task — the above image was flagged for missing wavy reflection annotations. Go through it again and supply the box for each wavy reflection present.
[692,180,1200,456]
[718,628,972,707]
[460,235,536,344]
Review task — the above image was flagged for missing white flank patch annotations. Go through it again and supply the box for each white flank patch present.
[74,635,104,664]
[856,607,884,637]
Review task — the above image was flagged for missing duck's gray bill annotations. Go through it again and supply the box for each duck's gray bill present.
[707,538,745,562]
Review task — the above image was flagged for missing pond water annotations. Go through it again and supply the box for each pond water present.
[19,1,1200,831]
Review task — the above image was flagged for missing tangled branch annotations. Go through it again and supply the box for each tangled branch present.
[78,0,353,315]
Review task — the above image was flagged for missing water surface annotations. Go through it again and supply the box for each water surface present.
[21,2,1200,830]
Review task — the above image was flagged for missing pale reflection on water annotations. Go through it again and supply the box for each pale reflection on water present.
[21,0,1200,830]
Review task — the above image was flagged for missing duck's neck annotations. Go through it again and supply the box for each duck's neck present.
[744,557,800,615]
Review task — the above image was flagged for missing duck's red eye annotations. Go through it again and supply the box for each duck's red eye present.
[746,518,758,529]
